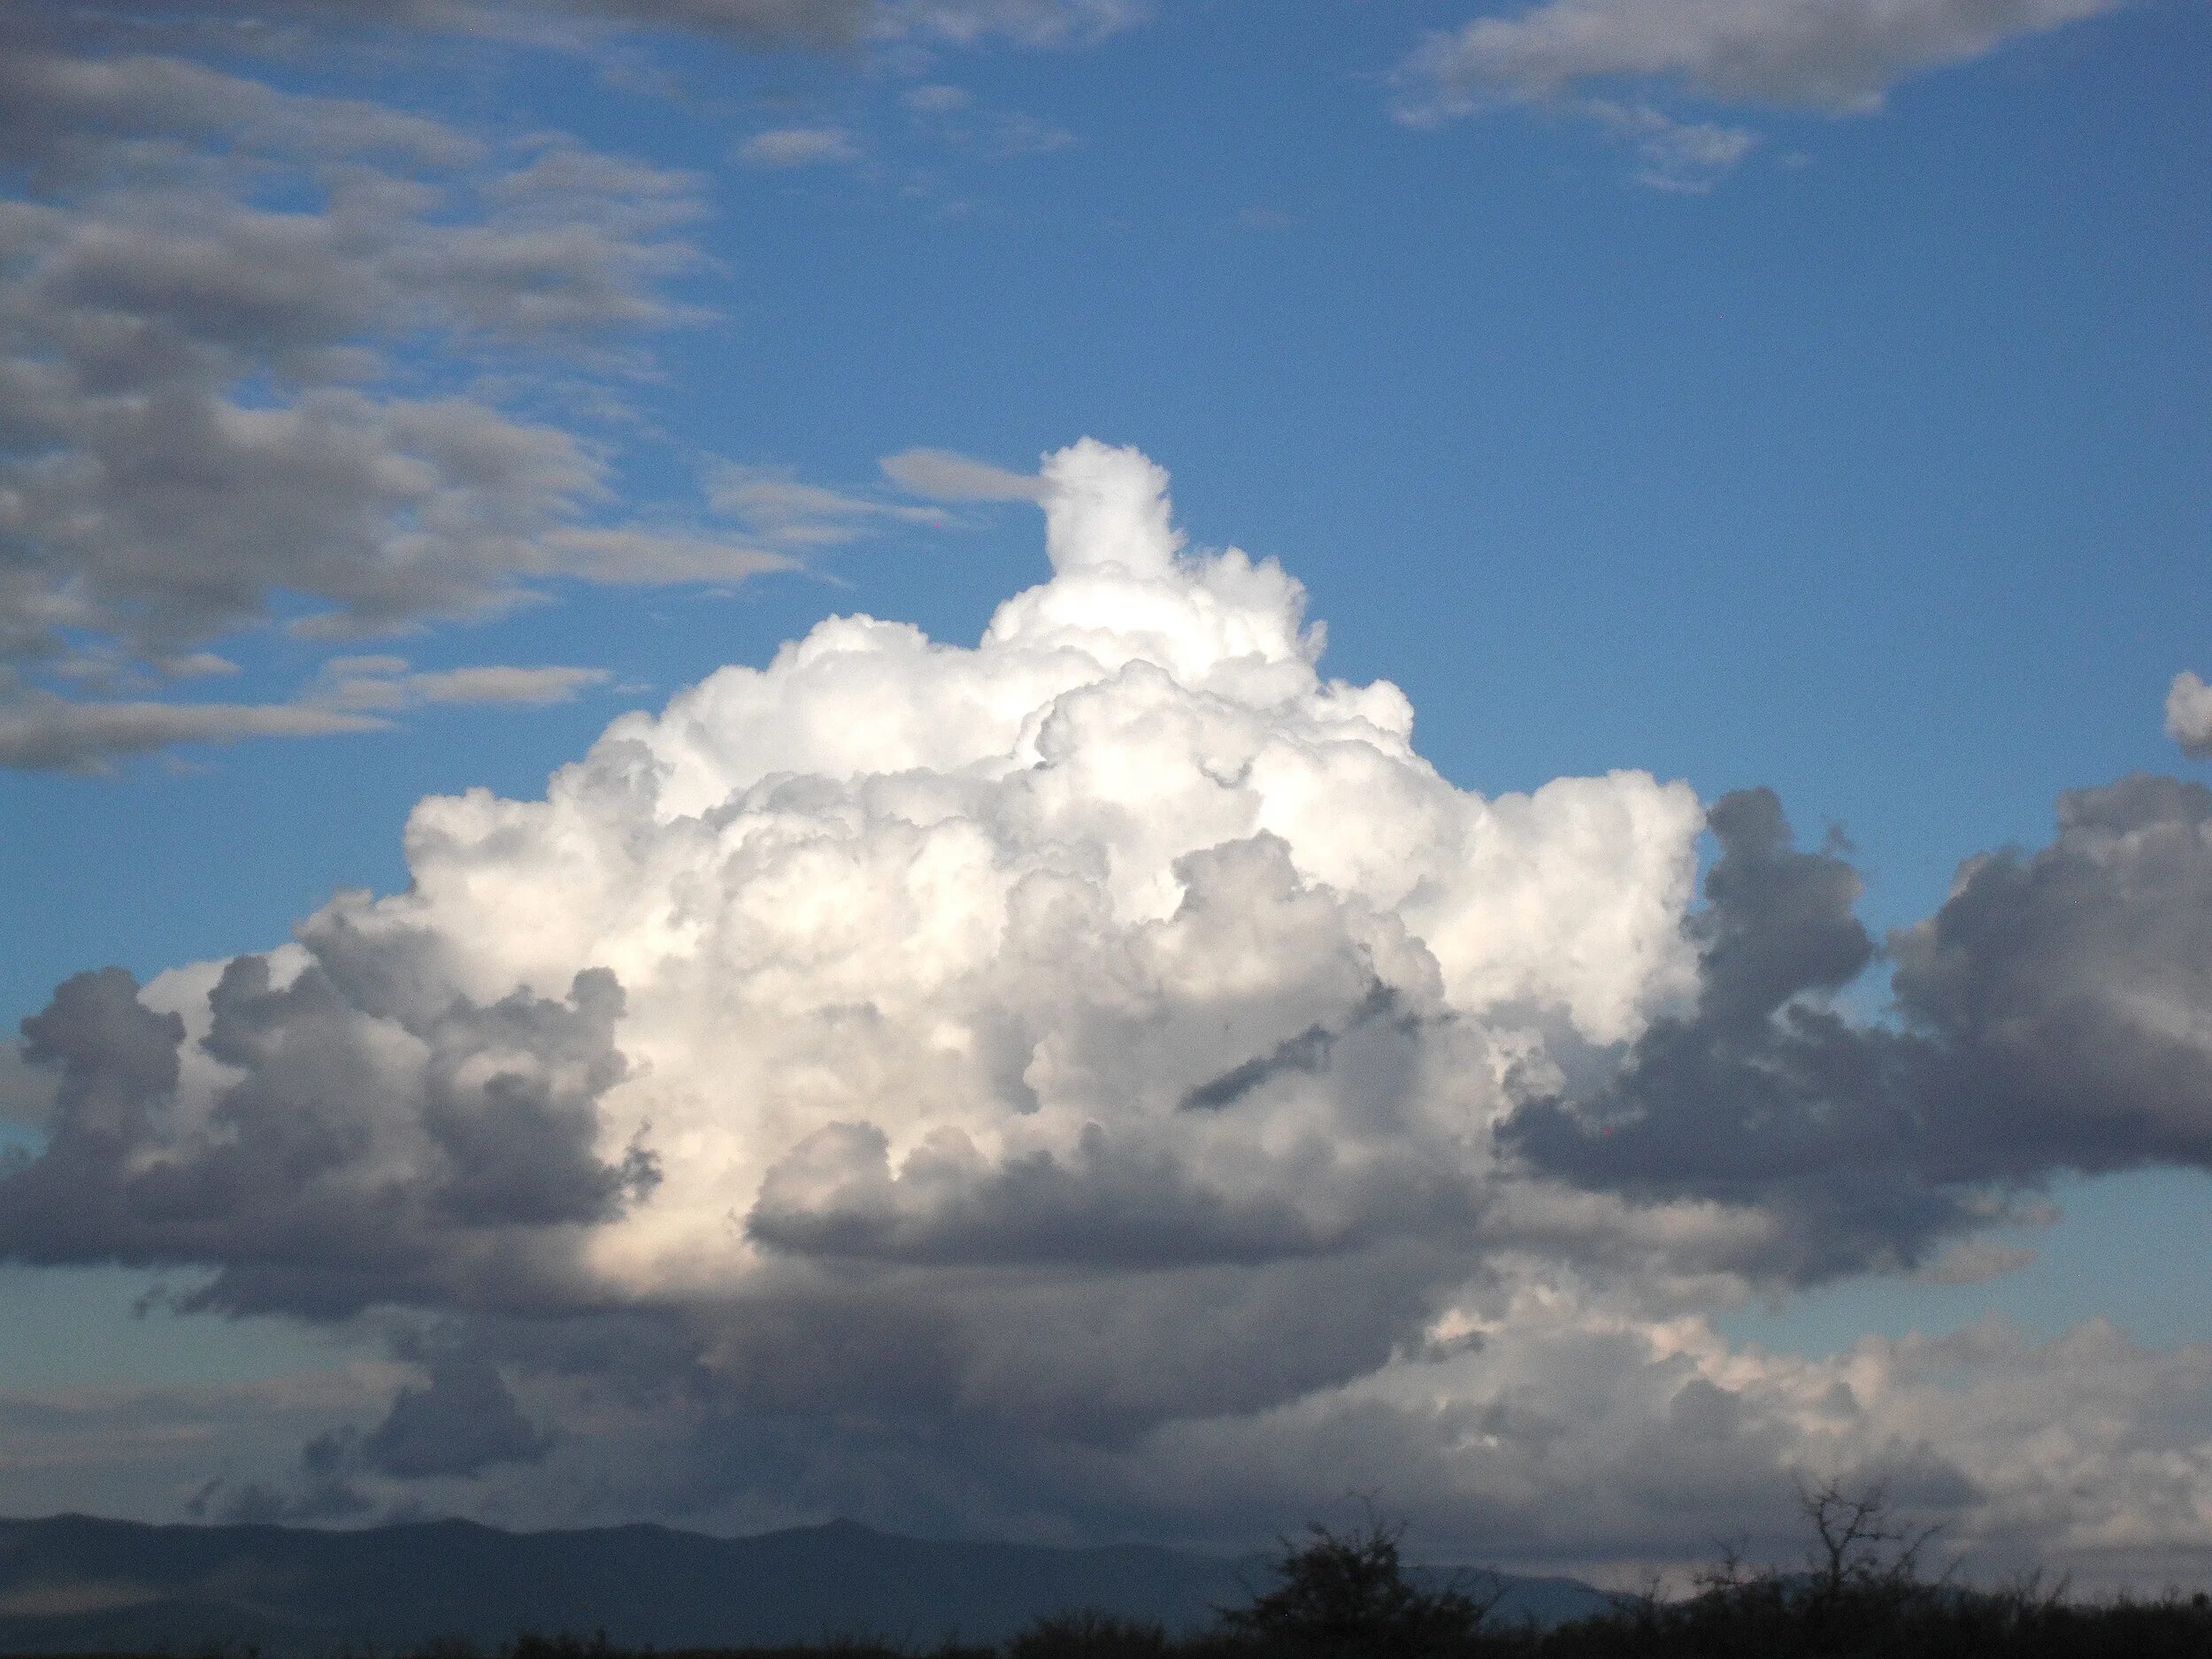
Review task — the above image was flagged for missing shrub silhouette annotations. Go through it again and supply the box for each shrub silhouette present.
[1007,1609,1171,1659]
[81,1485,2212,1659]
[1215,1515,1495,1658]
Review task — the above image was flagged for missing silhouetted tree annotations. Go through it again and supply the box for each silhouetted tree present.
[1794,1476,1939,1606]
[1218,1515,1495,1659]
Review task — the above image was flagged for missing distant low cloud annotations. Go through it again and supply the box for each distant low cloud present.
[360,1357,555,1478]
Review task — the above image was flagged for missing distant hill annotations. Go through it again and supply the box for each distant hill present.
[0,1513,1613,1653]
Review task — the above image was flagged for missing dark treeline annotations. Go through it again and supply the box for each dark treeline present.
[19,1486,2212,1659]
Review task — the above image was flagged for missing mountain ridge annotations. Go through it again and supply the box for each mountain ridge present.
[0,1512,1613,1652]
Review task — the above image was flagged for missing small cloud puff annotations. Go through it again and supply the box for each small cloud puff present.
[739,126,864,167]
[2168,671,2212,759]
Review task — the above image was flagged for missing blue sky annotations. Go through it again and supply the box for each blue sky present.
[2,0,2209,1578]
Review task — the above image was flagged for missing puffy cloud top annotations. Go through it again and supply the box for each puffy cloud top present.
[358,440,1702,1314]
[1,444,1701,1440]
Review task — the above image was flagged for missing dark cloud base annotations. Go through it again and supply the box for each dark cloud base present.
[1507,776,2212,1279]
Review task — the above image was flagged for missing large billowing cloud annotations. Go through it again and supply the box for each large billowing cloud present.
[1,438,1704,1328]
[6,442,2212,1576]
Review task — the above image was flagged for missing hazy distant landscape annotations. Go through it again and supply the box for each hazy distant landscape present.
[0,1514,1608,1652]
[4,1502,2210,1658]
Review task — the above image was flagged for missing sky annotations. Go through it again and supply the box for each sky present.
[1,0,2209,1592]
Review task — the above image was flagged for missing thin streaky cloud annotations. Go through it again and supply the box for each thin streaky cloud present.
[1396,0,2124,185]
[1400,0,2124,114]
[880,447,1048,501]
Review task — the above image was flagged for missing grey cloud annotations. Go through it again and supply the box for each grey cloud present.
[1394,0,2116,189]
[191,1461,373,1525]
[0,1044,61,1131]
[743,833,1483,1289]
[0,44,475,179]
[1912,1239,2036,1286]
[31,1,868,53]
[700,1241,1460,1442]
[0,695,388,772]
[1,157,714,642]
[507,0,866,43]
[706,463,944,545]
[0,956,657,1318]
[317,658,614,710]
[362,1357,555,1477]
[750,1120,1351,1267]
[1691,787,1872,1030]
[1890,773,2212,1171]
[1402,0,2121,117]
[2,0,1118,764]
[0,661,612,772]
[1179,980,1409,1112]
[1504,777,2212,1279]
[0,28,791,760]
[13,777,2212,1571]
[879,447,1048,502]
[37,0,1139,54]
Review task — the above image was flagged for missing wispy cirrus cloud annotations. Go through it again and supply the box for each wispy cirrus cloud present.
[27,0,1142,54]
[0,657,615,772]
[706,463,947,545]
[1396,0,2123,187]
[879,446,1048,501]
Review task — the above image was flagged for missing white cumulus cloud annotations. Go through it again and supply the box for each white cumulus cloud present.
[11,442,2212,1578]
[2168,671,2212,760]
